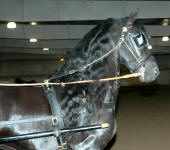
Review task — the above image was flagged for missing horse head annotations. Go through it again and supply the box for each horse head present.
[118,13,159,82]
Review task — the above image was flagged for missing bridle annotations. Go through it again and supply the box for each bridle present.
[49,25,151,81]
[121,26,152,73]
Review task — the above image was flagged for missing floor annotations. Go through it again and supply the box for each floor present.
[109,86,170,150]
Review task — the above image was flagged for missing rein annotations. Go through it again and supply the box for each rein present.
[0,73,143,87]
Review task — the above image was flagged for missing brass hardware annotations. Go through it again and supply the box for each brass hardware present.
[44,79,50,90]
[69,70,75,74]
[52,117,58,126]
[58,143,67,150]
[82,98,87,103]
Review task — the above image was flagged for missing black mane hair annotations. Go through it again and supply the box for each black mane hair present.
[51,18,121,82]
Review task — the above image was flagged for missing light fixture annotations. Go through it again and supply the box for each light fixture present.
[162,22,168,26]
[60,58,65,62]
[162,19,169,26]
[30,22,37,26]
[162,36,169,42]
[43,48,49,51]
[163,19,169,22]
[147,45,152,49]
[30,38,38,42]
[7,22,16,29]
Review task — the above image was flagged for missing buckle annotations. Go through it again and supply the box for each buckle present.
[52,117,58,126]
[58,143,67,150]
[69,70,75,74]
[44,79,51,90]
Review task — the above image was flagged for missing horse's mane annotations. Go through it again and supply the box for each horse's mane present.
[51,18,119,80]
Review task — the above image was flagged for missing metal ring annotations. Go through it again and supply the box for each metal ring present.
[69,70,75,74]
[122,27,128,32]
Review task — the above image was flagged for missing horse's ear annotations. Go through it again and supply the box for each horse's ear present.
[126,12,138,26]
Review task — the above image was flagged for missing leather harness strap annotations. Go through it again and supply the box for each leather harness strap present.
[43,85,68,149]
[43,85,64,137]
[0,116,55,127]
[0,145,16,150]
[103,102,115,110]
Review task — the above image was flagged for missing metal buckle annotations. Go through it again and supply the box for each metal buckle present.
[58,143,67,150]
[69,70,75,75]
[44,79,51,90]
[52,117,58,126]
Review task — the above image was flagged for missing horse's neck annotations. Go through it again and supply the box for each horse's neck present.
[56,20,121,80]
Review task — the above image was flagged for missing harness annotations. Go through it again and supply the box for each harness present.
[43,25,151,148]
[0,24,151,149]
[43,83,66,149]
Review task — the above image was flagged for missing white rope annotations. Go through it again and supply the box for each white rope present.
[0,73,143,87]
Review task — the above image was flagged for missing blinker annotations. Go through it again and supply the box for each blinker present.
[131,32,149,49]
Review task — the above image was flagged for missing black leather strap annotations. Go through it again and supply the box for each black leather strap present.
[43,85,64,137]
[132,53,152,73]
[103,102,115,111]
[0,145,16,150]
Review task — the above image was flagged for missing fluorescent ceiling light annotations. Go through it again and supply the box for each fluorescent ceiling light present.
[162,36,169,42]
[43,48,49,51]
[7,22,16,29]
[162,19,169,26]
[163,19,169,22]
[60,58,65,62]
[30,38,38,42]
[147,45,152,49]
[30,22,37,25]
[162,22,168,26]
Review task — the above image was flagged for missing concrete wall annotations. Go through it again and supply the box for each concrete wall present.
[0,53,64,82]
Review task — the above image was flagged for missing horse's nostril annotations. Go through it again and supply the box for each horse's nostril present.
[154,68,159,76]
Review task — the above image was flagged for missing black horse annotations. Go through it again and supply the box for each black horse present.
[0,13,159,150]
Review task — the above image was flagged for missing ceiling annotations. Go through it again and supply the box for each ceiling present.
[0,0,170,71]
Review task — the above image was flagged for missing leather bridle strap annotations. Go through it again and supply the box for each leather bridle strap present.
[0,144,16,150]
[131,53,152,73]
[123,40,145,69]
